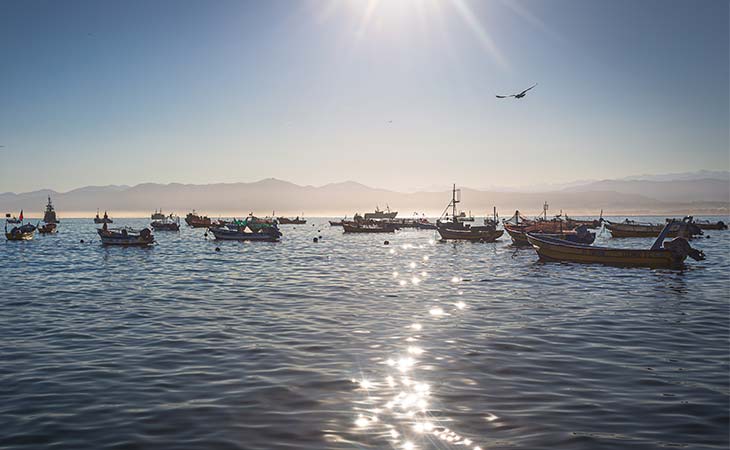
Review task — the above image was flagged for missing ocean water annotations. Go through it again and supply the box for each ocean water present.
[0,217,728,450]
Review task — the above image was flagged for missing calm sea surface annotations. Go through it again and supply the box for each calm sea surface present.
[1,217,728,450]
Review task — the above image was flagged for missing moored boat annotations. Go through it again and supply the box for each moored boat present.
[151,214,181,231]
[185,210,211,228]
[43,197,59,224]
[436,185,503,242]
[5,222,35,241]
[94,210,113,224]
[278,216,307,225]
[505,224,595,246]
[151,209,166,220]
[605,217,701,238]
[692,219,727,231]
[526,220,705,268]
[342,222,397,233]
[6,210,23,224]
[38,223,58,234]
[98,226,154,246]
[207,220,282,241]
[364,205,397,220]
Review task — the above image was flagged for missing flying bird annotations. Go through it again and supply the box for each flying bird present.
[496,83,537,99]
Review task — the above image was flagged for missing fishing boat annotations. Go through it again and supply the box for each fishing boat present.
[342,221,397,233]
[43,197,59,224]
[94,210,113,224]
[414,218,437,230]
[38,223,58,234]
[364,205,397,220]
[5,222,35,241]
[436,185,503,242]
[151,214,180,231]
[691,219,727,231]
[505,224,595,246]
[98,225,154,246]
[526,220,705,268]
[6,211,22,224]
[151,209,166,220]
[207,220,282,241]
[185,210,211,228]
[563,211,602,229]
[605,217,701,238]
[278,216,307,225]
[329,217,347,226]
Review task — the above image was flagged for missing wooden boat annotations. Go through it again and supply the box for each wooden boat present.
[505,224,595,246]
[38,223,58,234]
[208,223,282,241]
[43,197,59,224]
[151,215,180,231]
[5,223,35,241]
[414,219,437,230]
[185,210,211,228]
[436,185,503,242]
[605,217,701,238]
[94,210,113,224]
[278,216,307,225]
[526,220,705,268]
[5,210,23,224]
[693,219,727,230]
[98,226,154,246]
[364,205,397,220]
[329,217,346,226]
[342,222,397,233]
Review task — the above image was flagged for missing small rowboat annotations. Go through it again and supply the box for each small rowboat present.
[605,217,701,238]
[277,216,307,225]
[526,220,705,268]
[5,223,35,241]
[693,219,727,230]
[98,227,154,246]
[505,224,595,246]
[342,222,397,233]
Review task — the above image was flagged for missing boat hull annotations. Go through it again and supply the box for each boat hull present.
[209,228,281,241]
[342,223,397,233]
[526,234,684,268]
[437,227,503,242]
[5,231,34,241]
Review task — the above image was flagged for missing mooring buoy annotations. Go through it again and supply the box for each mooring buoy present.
[313,237,319,243]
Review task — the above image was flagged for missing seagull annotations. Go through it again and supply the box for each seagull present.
[496,83,537,99]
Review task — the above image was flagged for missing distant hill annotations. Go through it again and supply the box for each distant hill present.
[1,176,728,218]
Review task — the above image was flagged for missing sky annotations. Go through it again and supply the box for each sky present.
[0,0,728,193]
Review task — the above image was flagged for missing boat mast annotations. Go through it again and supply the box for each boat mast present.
[452,184,458,222]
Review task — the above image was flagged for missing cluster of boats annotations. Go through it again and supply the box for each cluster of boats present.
[4,191,725,268]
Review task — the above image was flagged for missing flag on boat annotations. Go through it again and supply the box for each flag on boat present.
[18,210,23,221]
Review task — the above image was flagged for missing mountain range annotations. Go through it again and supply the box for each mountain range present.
[1,171,728,218]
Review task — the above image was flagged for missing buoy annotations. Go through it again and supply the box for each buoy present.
[204,232,208,238]
[384,240,389,245]
[706,235,711,239]
[313,237,319,243]
[318,235,322,239]
[215,247,221,252]
[80,239,84,243]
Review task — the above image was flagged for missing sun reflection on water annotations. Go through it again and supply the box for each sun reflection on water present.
[349,238,490,450]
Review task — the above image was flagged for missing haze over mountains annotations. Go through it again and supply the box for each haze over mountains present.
[1,171,728,218]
